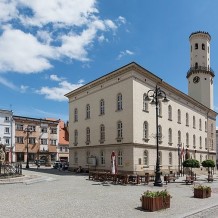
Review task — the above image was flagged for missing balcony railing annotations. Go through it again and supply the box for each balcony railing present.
[187,66,215,78]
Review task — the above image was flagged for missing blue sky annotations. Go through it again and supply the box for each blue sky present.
[0,0,218,127]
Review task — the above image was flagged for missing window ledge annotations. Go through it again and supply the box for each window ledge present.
[99,140,105,144]
[177,122,181,124]
[85,141,90,145]
[85,117,90,120]
[186,145,189,148]
[142,109,149,113]
[116,138,123,143]
[115,109,123,112]
[158,140,163,144]
[168,142,173,146]
[158,115,162,118]
[142,138,150,142]
[99,113,105,116]
[73,143,78,146]
[168,118,172,121]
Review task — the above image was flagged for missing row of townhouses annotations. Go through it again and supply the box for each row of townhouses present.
[0,109,69,164]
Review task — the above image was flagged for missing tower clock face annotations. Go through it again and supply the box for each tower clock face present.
[193,76,200,84]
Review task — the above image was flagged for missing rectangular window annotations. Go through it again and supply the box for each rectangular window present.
[40,138,48,145]
[195,43,198,49]
[16,124,23,131]
[5,138,10,144]
[41,127,47,133]
[50,139,57,145]
[16,137,24,144]
[29,137,36,144]
[65,147,68,152]
[5,127,10,134]
[28,125,36,132]
[5,116,10,122]
[50,128,57,134]
[60,146,63,151]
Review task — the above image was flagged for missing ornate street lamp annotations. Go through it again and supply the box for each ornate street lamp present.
[145,85,169,186]
[24,126,33,169]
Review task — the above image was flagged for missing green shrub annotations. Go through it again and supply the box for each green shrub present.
[201,160,215,168]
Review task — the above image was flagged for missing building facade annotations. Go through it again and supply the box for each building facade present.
[13,116,59,164]
[0,109,15,162]
[57,120,69,162]
[66,32,217,174]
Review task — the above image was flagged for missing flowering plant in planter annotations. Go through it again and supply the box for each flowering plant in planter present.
[193,184,211,198]
[140,189,171,212]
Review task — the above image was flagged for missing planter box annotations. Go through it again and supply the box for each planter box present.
[141,196,170,212]
[194,189,211,198]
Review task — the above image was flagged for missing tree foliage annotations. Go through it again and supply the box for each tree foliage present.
[183,159,200,168]
[201,160,215,168]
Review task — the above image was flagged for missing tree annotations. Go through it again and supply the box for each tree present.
[183,159,200,168]
[201,160,215,175]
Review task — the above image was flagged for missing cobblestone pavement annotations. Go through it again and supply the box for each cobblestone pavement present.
[1,167,218,218]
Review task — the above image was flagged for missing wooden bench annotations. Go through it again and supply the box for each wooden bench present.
[184,175,195,184]
[164,174,176,184]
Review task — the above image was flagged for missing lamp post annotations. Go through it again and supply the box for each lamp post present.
[24,126,32,169]
[145,85,169,186]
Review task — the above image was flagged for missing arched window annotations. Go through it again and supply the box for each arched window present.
[195,43,198,49]
[100,124,105,143]
[143,121,149,140]
[205,138,207,150]
[100,99,105,115]
[193,116,196,128]
[74,151,78,164]
[178,130,181,145]
[158,151,162,165]
[193,134,196,147]
[199,119,202,130]
[178,109,181,123]
[86,127,90,143]
[186,132,189,147]
[202,43,205,50]
[205,121,208,132]
[118,150,123,166]
[200,154,203,163]
[168,128,172,144]
[158,125,162,141]
[168,105,172,120]
[186,113,189,126]
[74,108,78,122]
[169,152,172,165]
[143,94,149,112]
[86,151,90,164]
[117,121,123,138]
[117,93,123,111]
[158,101,162,117]
[86,104,90,119]
[195,62,198,69]
[199,136,202,149]
[74,130,78,145]
[100,150,105,165]
[143,150,149,166]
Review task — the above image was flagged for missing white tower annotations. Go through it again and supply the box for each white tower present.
[187,31,215,109]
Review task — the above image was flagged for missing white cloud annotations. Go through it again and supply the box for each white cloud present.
[50,74,63,82]
[0,0,125,74]
[20,85,28,93]
[0,27,55,73]
[0,75,17,90]
[117,16,126,24]
[36,79,84,101]
[117,49,134,60]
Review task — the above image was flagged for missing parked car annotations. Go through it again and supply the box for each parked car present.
[53,161,61,169]
[34,159,46,166]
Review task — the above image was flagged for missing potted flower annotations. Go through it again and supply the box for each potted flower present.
[140,189,171,212]
[194,184,212,198]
